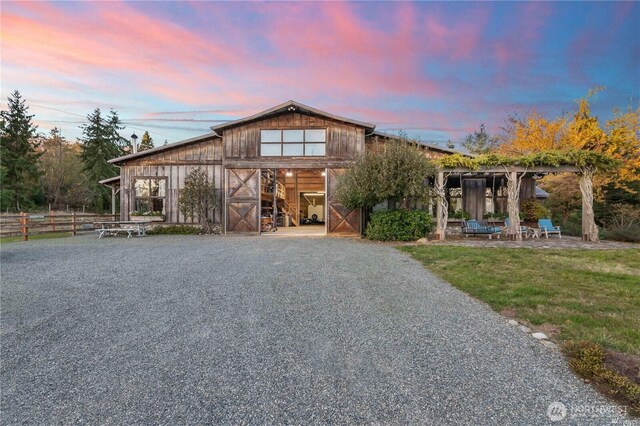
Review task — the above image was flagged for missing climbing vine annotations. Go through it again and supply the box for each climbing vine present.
[436,150,618,171]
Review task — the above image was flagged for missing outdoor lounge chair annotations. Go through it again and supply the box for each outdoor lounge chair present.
[504,218,529,238]
[538,218,562,238]
[461,220,502,239]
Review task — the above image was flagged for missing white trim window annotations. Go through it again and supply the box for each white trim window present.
[260,129,326,157]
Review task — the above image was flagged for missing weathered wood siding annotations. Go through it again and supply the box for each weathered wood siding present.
[119,137,222,223]
[462,178,487,220]
[223,111,365,162]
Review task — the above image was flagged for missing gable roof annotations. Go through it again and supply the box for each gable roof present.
[108,133,218,165]
[371,130,464,155]
[210,100,376,133]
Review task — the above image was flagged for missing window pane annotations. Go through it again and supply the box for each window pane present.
[261,130,281,143]
[158,180,166,197]
[149,179,159,196]
[135,198,152,213]
[305,143,325,156]
[152,198,165,213]
[261,143,282,156]
[282,144,304,156]
[305,129,325,142]
[283,130,303,143]
[134,179,149,197]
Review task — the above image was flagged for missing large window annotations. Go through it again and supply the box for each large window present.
[133,178,166,214]
[260,129,326,157]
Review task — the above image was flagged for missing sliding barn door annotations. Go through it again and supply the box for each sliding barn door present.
[326,168,361,235]
[225,168,259,232]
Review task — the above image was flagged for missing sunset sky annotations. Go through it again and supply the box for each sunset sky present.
[1,1,638,147]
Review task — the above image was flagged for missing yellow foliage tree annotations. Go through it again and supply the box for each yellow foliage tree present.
[605,107,640,187]
[499,112,567,155]
[501,89,639,192]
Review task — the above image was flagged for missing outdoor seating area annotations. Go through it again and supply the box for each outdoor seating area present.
[460,220,502,239]
[94,221,150,239]
[458,218,564,241]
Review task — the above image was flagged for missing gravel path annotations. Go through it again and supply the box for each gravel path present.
[0,235,629,424]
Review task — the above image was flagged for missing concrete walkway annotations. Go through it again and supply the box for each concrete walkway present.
[0,235,628,424]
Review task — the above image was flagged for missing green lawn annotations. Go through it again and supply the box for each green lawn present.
[400,246,640,355]
[0,232,74,244]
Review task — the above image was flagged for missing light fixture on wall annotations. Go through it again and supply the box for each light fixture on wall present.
[286,170,293,177]
[321,171,326,176]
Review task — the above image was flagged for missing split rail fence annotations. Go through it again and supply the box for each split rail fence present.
[0,212,117,241]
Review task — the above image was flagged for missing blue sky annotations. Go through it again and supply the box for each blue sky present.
[1,1,638,147]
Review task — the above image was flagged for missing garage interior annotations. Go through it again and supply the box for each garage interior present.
[260,169,326,235]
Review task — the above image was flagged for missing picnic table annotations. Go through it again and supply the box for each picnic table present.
[94,221,150,238]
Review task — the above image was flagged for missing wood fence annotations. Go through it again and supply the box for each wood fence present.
[0,212,117,241]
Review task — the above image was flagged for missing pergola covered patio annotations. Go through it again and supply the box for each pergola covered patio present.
[432,150,613,242]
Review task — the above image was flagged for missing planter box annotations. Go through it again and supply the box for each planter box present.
[130,215,164,222]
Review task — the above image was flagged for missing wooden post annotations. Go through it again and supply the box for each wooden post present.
[111,186,116,217]
[435,172,443,240]
[506,171,522,241]
[21,212,28,241]
[50,211,56,232]
[579,169,599,241]
[72,211,77,236]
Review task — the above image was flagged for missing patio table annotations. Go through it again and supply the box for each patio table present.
[94,221,150,238]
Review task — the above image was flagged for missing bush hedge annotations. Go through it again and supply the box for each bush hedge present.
[146,225,202,235]
[521,199,550,222]
[365,209,433,241]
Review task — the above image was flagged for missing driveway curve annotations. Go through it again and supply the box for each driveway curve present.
[0,235,626,424]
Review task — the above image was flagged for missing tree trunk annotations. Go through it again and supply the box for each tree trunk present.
[505,170,524,241]
[579,168,599,241]
[434,172,449,240]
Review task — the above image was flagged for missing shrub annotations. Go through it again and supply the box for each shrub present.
[564,341,640,416]
[602,204,640,242]
[147,225,202,235]
[520,199,550,222]
[451,210,471,220]
[365,209,433,241]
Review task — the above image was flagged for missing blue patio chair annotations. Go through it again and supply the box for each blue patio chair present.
[538,218,561,238]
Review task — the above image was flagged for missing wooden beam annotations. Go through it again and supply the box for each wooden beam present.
[435,172,444,240]
[225,160,355,169]
[439,165,580,173]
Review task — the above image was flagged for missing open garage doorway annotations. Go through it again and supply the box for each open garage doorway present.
[260,168,326,236]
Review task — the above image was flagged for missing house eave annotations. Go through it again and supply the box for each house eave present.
[108,133,218,165]
[210,100,376,133]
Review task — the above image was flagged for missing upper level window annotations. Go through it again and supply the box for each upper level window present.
[260,129,326,157]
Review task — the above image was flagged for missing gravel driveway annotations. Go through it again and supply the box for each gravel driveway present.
[0,235,627,424]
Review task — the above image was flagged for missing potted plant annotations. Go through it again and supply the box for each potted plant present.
[130,210,165,222]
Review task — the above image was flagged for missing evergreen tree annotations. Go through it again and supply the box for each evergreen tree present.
[462,123,500,154]
[79,108,125,212]
[0,90,41,211]
[139,131,154,151]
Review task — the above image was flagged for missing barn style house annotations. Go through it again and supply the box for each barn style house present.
[105,101,457,235]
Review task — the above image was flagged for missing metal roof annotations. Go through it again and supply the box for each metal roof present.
[371,130,465,155]
[535,186,550,198]
[108,133,218,164]
[210,100,376,132]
